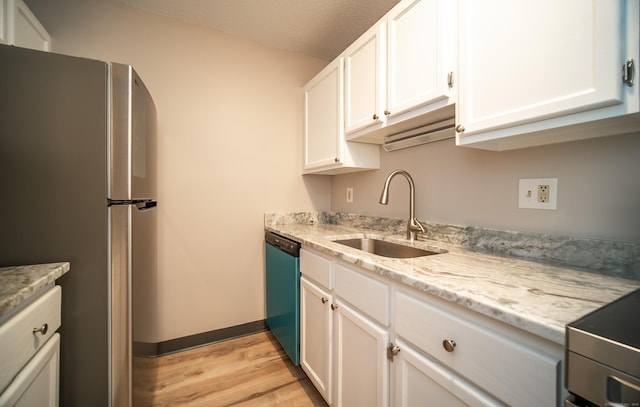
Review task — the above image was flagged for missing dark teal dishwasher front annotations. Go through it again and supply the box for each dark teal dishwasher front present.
[265,231,300,365]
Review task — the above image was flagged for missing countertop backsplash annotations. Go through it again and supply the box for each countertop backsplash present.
[265,212,640,280]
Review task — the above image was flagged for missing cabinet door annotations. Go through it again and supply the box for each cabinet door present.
[3,0,51,51]
[0,0,6,44]
[458,0,624,139]
[300,277,333,404]
[386,0,453,119]
[334,300,389,407]
[344,22,386,134]
[392,339,501,407]
[0,333,60,407]
[304,58,343,171]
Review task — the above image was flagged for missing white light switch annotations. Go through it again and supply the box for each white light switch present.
[346,187,353,203]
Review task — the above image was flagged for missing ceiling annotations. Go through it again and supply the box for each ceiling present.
[113,0,400,61]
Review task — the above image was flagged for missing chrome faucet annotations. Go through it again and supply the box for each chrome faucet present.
[379,169,426,241]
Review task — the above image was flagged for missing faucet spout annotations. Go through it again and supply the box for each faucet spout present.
[379,169,426,241]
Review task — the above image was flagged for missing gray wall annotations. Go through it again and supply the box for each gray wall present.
[331,132,640,243]
[26,0,330,342]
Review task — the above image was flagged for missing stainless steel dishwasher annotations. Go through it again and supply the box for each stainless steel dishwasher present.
[265,231,300,365]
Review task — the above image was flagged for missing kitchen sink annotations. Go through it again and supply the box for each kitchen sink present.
[333,238,444,258]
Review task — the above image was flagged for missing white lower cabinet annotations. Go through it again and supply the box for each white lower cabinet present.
[300,247,564,406]
[392,339,499,407]
[334,300,389,407]
[300,249,390,406]
[393,289,563,406]
[1,333,60,407]
[300,276,333,404]
[0,285,62,406]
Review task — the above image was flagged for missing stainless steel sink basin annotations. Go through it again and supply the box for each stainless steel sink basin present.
[333,238,443,258]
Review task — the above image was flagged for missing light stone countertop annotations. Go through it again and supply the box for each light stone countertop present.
[265,220,640,345]
[0,262,70,320]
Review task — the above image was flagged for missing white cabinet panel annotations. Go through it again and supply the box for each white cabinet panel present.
[457,0,638,150]
[304,59,343,170]
[344,22,385,134]
[387,0,453,119]
[0,0,50,51]
[300,248,332,289]
[0,286,61,392]
[334,262,389,326]
[335,300,389,407]
[392,339,501,407]
[303,57,380,175]
[0,334,60,407]
[395,290,561,407]
[300,276,333,404]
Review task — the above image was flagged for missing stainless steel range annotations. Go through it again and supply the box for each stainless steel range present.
[565,288,640,407]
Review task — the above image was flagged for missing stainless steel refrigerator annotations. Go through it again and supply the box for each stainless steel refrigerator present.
[0,44,158,406]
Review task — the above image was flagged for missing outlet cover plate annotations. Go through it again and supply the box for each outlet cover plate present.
[518,178,558,210]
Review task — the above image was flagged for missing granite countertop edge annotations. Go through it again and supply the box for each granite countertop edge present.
[265,221,640,346]
[0,262,70,319]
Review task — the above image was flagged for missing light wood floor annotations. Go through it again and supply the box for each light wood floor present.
[133,331,328,407]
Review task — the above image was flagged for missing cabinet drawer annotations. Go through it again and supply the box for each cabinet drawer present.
[394,290,560,407]
[301,248,332,289]
[0,286,61,393]
[334,263,389,326]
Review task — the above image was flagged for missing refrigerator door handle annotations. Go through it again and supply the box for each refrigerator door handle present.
[134,200,157,211]
[108,199,158,211]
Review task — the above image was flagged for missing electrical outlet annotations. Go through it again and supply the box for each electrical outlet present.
[518,178,557,210]
[346,187,353,203]
[538,185,549,203]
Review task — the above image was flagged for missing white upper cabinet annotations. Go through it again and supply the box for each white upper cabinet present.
[304,59,343,171]
[303,57,380,175]
[0,0,51,51]
[345,0,456,143]
[456,0,640,150]
[304,0,638,155]
[386,0,454,122]
[344,22,386,135]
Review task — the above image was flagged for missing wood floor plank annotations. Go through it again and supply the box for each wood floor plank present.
[133,331,327,406]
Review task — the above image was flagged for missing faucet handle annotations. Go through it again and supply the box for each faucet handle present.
[411,218,427,234]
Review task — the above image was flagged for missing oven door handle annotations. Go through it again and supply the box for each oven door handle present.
[606,375,640,407]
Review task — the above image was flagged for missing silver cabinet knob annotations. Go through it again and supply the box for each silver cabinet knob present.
[387,344,401,361]
[321,297,328,304]
[623,58,635,87]
[442,339,456,352]
[33,323,48,336]
[455,125,465,133]
[331,303,339,310]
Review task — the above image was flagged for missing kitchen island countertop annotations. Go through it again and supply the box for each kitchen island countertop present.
[266,218,639,345]
[0,262,70,320]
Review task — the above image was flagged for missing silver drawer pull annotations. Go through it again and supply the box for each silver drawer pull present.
[442,339,456,352]
[32,323,48,336]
